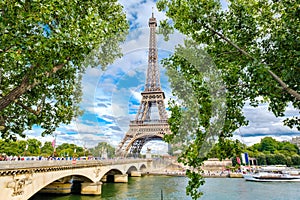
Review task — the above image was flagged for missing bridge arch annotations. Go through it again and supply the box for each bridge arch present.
[126,166,138,174]
[27,169,96,199]
[139,164,147,171]
[104,168,123,175]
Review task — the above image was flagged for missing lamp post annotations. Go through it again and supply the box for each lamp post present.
[52,134,57,157]
[83,141,86,157]
[24,143,28,157]
[23,137,28,157]
[73,148,77,159]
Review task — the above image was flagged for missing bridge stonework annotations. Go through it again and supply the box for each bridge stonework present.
[0,159,151,200]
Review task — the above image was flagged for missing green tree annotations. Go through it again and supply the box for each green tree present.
[27,138,42,155]
[246,145,259,158]
[18,140,28,156]
[260,137,278,154]
[285,156,292,167]
[292,155,300,166]
[273,153,286,165]
[207,139,245,159]
[0,140,19,155]
[266,154,276,165]
[41,141,54,156]
[206,144,220,158]
[56,143,84,157]
[246,137,300,166]
[256,153,267,166]
[157,0,299,198]
[279,141,299,155]
[0,0,128,139]
[89,142,115,158]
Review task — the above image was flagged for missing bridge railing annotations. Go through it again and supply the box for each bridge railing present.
[0,159,150,170]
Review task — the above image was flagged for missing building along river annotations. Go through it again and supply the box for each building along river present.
[31,176,300,200]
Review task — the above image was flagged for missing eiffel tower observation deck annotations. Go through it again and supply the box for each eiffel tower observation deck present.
[116,11,171,157]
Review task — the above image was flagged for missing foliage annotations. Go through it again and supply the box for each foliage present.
[40,141,53,156]
[207,139,246,159]
[89,142,115,158]
[209,137,300,166]
[259,137,279,153]
[0,0,128,139]
[291,155,300,166]
[256,153,267,165]
[162,41,229,199]
[0,138,41,156]
[244,137,300,166]
[247,137,299,156]
[27,138,42,155]
[56,143,84,157]
[157,0,299,198]
[0,139,87,157]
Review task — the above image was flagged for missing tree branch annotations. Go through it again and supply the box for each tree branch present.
[16,101,40,115]
[0,45,15,53]
[0,57,70,111]
[202,24,300,101]
[216,50,241,56]
[15,94,46,116]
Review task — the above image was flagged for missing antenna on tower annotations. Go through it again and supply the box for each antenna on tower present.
[152,7,154,18]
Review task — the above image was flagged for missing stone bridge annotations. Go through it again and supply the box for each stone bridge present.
[0,159,151,200]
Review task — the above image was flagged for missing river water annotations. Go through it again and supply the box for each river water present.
[31,176,300,200]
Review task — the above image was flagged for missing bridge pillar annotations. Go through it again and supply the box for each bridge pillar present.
[131,171,142,177]
[81,181,102,195]
[114,174,128,183]
[101,175,107,182]
[39,182,72,194]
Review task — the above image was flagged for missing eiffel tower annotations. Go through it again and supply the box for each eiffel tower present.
[116,11,171,157]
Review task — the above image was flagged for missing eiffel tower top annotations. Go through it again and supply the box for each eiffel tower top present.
[144,10,161,92]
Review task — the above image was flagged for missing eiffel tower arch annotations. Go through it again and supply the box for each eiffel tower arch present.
[116,11,171,157]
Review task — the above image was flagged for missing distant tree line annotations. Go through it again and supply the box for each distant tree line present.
[0,139,115,158]
[207,137,300,166]
[245,137,300,166]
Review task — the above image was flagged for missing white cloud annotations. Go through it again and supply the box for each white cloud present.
[235,101,299,145]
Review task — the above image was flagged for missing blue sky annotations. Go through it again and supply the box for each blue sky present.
[25,0,299,153]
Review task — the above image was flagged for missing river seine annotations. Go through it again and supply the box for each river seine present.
[31,176,300,200]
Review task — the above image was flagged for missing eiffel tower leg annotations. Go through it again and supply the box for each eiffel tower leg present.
[116,135,131,157]
[129,139,146,157]
[157,101,167,120]
[135,101,151,121]
[135,102,145,121]
[143,103,151,121]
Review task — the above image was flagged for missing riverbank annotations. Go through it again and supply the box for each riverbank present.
[149,158,244,178]
[143,171,243,178]
[144,171,186,177]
